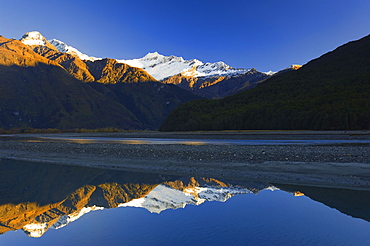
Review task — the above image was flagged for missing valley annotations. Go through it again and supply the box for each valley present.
[0,31,369,132]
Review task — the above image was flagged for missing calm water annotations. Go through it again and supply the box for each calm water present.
[0,159,370,246]
[36,136,370,145]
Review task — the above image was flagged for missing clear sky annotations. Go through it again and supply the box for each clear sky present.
[1,0,369,72]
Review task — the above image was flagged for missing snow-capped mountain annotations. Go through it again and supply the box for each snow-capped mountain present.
[184,61,250,77]
[20,32,257,81]
[119,52,251,81]
[20,31,49,46]
[20,31,99,61]
[19,31,274,98]
[49,39,101,61]
[118,52,271,98]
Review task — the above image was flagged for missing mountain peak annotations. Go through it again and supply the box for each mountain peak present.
[143,52,163,59]
[120,52,251,81]
[20,31,48,46]
[142,52,186,63]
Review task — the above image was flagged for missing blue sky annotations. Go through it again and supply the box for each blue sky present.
[1,0,369,72]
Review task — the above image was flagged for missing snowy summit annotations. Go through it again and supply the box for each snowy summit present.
[19,31,271,81]
[20,31,49,46]
[119,52,251,81]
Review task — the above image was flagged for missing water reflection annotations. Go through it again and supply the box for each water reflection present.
[0,159,369,240]
[19,136,370,146]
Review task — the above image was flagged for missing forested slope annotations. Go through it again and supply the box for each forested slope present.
[160,34,370,131]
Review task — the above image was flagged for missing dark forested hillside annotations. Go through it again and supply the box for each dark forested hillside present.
[88,82,201,129]
[0,36,142,130]
[160,34,370,131]
[0,36,200,130]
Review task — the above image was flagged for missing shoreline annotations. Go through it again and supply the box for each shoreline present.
[1,131,370,190]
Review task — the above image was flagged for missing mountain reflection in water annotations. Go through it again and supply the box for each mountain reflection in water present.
[0,159,369,240]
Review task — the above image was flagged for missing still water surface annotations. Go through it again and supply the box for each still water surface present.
[37,136,370,145]
[0,159,369,245]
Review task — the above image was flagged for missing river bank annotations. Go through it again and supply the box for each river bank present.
[1,131,369,189]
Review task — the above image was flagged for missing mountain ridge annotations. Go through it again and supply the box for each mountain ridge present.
[0,33,200,130]
[49,38,100,61]
[162,68,269,99]
[25,35,157,84]
[160,34,370,131]
[119,51,255,81]
[0,35,145,129]
[29,31,272,98]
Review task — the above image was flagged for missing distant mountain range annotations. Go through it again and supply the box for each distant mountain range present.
[4,31,367,131]
[39,32,273,99]
[121,52,272,99]
[0,31,279,130]
[47,36,271,80]
[0,32,201,130]
[160,33,370,131]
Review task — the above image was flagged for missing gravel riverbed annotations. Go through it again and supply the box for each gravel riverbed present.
[1,131,370,189]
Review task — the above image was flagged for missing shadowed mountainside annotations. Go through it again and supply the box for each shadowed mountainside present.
[0,36,142,129]
[0,35,200,130]
[160,34,370,131]
[162,68,269,99]
[33,45,95,82]
[88,81,201,129]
